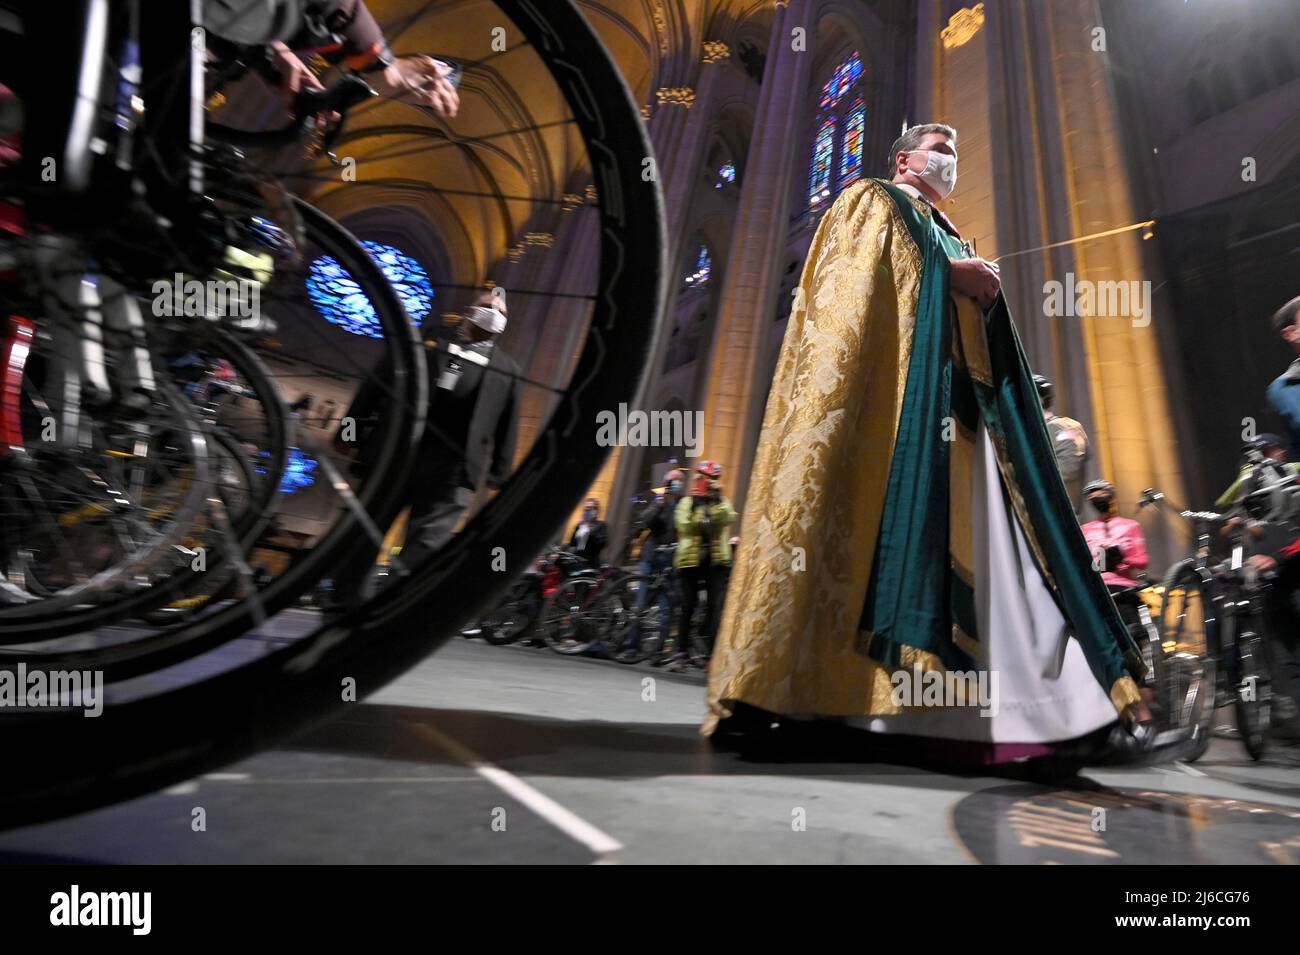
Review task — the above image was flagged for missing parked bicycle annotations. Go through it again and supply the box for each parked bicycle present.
[0,0,666,831]
[1140,487,1274,760]
[461,546,585,647]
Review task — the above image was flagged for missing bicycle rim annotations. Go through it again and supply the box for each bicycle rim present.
[0,0,664,829]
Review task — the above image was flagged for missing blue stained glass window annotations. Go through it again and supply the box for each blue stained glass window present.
[257,446,318,495]
[684,244,711,286]
[307,241,435,338]
[818,51,862,110]
[840,98,866,185]
[716,162,736,188]
[810,52,866,210]
[808,118,835,205]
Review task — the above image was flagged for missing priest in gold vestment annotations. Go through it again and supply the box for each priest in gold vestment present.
[703,124,1150,762]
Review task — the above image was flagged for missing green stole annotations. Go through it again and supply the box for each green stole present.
[859,180,1143,694]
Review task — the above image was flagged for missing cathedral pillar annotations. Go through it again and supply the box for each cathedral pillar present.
[698,0,815,511]
[925,0,1186,566]
[595,38,735,545]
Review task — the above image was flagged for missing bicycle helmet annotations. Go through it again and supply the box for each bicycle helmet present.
[1032,374,1054,409]
[1083,479,1116,516]
[1243,433,1286,459]
[1241,461,1300,525]
[695,460,722,478]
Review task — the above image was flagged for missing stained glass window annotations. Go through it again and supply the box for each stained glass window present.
[684,244,711,286]
[839,98,866,186]
[257,446,318,495]
[808,118,835,206]
[818,50,862,111]
[810,51,866,210]
[307,241,435,338]
[716,161,736,188]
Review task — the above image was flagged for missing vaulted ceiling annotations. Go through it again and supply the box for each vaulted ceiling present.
[292,1,771,296]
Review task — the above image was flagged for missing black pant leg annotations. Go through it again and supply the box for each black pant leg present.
[1266,558,1300,722]
[398,485,474,570]
[678,566,702,654]
[702,564,731,655]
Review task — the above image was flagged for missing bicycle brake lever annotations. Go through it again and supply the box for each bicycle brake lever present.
[292,74,377,124]
[292,74,377,150]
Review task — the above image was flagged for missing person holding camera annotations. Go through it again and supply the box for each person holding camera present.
[328,289,520,609]
[568,498,608,570]
[670,461,738,671]
[621,469,685,654]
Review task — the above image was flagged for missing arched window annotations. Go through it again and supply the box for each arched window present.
[716,161,736,188]
[307,241,435,338]
[684,244,712,287]
[258,446,318,494]
[808,51,867,210]
[819,50,863,111]
[808,118,836,206]
[839,97,866,186]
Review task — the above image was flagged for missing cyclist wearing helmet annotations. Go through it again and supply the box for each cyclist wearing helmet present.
[671,460,737,670]
[1267,296,1300,461]
[1035,374,1089,519]
[1216,434,1300,508]
[1079,480,1148,589]
[1218,434,1300,742]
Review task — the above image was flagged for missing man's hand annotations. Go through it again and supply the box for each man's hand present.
[949,257,1001,310]
[372,56,460,118]
[1246,553,1279,575]
[265,41,345,125]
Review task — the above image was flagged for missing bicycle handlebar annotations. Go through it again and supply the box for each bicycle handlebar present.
[208,74,376,150]
[1138,488,1224,526]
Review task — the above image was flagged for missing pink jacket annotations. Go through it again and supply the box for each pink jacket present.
[1080,515,1149,588]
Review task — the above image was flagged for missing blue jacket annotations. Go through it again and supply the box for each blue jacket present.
[1267,359,1300,461]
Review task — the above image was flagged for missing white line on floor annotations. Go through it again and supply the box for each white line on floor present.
[1154,762,1207,778]
[412,722,623,857]
[223,776,486,785]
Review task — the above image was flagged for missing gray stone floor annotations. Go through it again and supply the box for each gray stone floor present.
[2,634,1298,864]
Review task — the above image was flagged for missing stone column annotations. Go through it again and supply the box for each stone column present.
[697,0,815,511]
[595,39,737,550]
[929,0,1187,568]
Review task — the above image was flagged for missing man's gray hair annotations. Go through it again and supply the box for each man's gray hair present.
[886,123,957,175]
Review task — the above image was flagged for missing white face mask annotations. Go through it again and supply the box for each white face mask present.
[907,149,957,199]
[465,305,507,334]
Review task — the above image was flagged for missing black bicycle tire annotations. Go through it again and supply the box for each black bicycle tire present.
[134,425,264,628]
[0,199,424,677]
[539,576,601,656]
[128,329,297,628]
[0,0,664,830]
[478,580,538,646]
[1160,559,1220,762]
[605,575,665,664]
[1232,608,1271,761]
[0,377,214,624]
[0,325,295,635]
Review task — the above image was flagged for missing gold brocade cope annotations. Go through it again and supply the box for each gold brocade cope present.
[703,181,1142,735]
[703,180,939,733]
